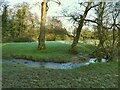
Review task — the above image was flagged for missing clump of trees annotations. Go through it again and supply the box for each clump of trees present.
[1,2,40,42]
[90,2,120,61]
[1,1,69,43]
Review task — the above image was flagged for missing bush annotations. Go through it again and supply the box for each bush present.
[56,35,70,41]
[46,34,56,41]
[55,35,61,40]
[2,37,15,43]
[2,36,34,43]
[45,34,71,41]
[61,35,70,40]
[13,37,33,42]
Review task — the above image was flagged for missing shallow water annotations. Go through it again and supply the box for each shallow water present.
[2,58,107,69]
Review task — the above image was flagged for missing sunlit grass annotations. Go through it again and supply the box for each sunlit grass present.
[2,41,96,62]
[2,41,118,88]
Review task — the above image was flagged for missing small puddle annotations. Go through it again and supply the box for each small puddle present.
[2,58,107,69]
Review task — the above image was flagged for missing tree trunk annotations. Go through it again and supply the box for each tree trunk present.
[96,2,106,61]
[112,19,116,47]
[111,20,116,60]
[69,22,83,54]
[38,0,47,50]
[69,1,92,54]
[118,27,120,62]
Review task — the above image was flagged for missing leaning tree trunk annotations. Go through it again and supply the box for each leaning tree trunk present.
[69,21,84,54]
[38,0,47,50]
[69,1,93,54]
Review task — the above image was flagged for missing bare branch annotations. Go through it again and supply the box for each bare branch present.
[84,19,98,24]
[0,0,4,6]
[47,0,61,5]
[87,3,100,12]
[78,2,86,8]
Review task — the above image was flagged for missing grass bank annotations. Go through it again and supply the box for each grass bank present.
[2,41,96,62]
[2,61,118,88]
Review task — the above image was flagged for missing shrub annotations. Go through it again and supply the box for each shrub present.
[45,34,71,41]
[45,34,56,41]
[13,37,33,42]
[61,35,70,40]
[56,35,70,41]
[2,37,15,43]
[2,36,34,43]
[55,35,61,40]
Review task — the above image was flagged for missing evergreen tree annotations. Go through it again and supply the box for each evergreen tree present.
[2,4,8,37]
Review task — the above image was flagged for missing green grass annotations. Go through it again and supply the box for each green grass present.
[2,61,118,88]
[2,41,96,62]
[2,41,118,88]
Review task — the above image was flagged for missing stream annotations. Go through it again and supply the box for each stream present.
[2,58,107,69]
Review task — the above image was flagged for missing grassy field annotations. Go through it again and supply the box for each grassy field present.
[2,61,118,88]
[2,41,96,62]
[2,41,119,88]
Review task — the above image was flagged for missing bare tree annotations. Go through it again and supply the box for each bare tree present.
[68,0,95,54]
[84,2,120,61]
[111,2,120,61]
